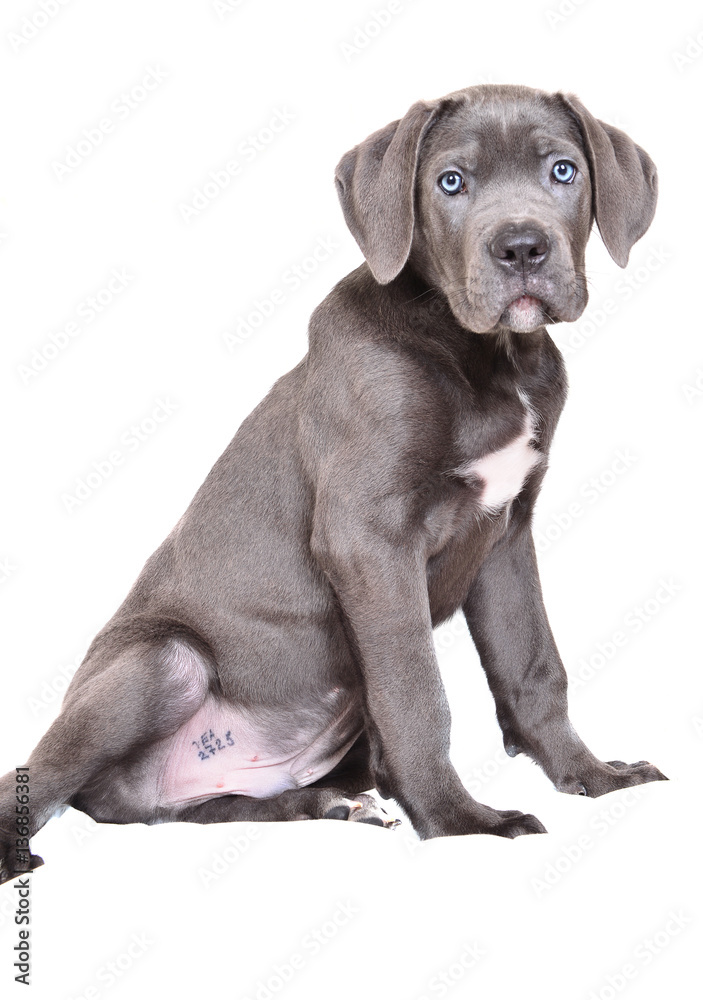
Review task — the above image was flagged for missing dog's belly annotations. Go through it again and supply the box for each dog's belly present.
[156,691,363,805]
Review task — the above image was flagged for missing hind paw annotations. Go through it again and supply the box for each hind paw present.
[322,793,401,829]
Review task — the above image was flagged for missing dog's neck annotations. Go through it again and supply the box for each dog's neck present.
[380,263,552,374]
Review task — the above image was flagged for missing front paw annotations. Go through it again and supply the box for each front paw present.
[421,802,547,839]
[0,851,44,885]
[490,809,547,838]
[557,759,668,798]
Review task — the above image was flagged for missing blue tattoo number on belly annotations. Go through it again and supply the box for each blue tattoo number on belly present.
[192,728,235,762]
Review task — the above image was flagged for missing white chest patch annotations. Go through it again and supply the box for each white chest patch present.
[457,402,542,512]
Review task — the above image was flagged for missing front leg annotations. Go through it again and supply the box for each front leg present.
[462,519,668,797]
[311,519,545,840]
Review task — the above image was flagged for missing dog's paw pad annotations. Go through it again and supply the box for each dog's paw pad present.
[323,805,350,821]
[323,794,400,829]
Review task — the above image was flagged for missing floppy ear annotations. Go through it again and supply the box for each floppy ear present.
[334,100,441,284]
[559,93,658,267]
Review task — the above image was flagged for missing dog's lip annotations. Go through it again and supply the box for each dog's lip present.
[457,288,559,334]
[496,292,549,333]
[508,294,543,310]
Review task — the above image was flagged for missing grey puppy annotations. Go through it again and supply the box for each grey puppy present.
[0,84,667,884]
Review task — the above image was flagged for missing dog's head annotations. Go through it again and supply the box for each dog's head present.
[335,85,657,334]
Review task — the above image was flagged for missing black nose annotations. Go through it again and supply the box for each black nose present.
[490,226,550,273]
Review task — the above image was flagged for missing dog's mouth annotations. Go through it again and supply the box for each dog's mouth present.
[450,271,587,335]
[500,294,547,333]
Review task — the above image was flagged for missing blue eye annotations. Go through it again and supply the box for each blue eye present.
[552,160,576,184]
[439,171,465,195]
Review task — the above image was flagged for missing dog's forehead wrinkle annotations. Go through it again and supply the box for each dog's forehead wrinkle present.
[473,178,558,215]
[423,115,580,182]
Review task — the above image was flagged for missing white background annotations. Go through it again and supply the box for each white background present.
[1,1,702,998]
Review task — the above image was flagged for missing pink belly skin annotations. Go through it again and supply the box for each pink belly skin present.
[156,694,361,805]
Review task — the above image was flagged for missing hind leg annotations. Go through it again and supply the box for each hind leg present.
[163,729,396,827]
[0,636,209,884]
[166,727,398,828]
[174,786,400,828]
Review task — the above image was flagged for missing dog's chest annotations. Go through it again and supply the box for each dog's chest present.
[454,395,543,512]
